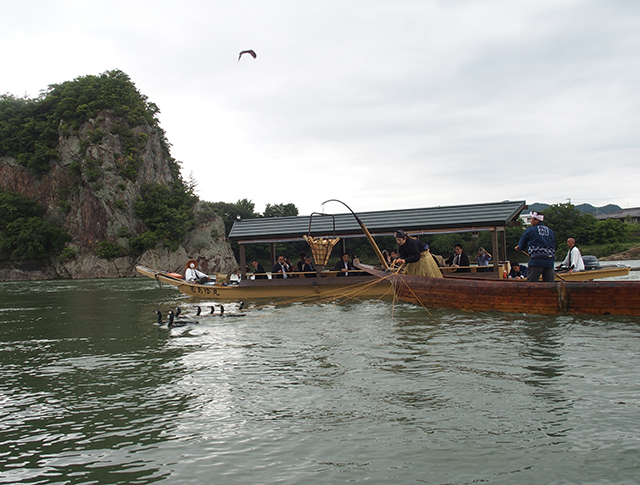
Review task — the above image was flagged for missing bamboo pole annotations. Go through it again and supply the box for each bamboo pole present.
[322,199,390,269]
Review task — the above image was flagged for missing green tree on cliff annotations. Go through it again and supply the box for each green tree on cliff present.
[0,69,171,177]
[131,181,198,252]
[0,190,70,261]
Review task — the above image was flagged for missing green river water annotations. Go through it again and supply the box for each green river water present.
[1,274,640,484]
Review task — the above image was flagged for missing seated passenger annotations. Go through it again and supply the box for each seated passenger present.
[334,252,354,276]
[184,259,211,284]
[556,237,585,274]
[445,244,470,273]
[251,259,268,279]
[285,256,297,277]
[296,252,307,272]
[271,256,289,279]
[508,261,527,279]
[301,255,316,278]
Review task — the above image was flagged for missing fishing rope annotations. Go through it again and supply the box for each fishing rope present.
[392,269,433,316]
[235,271,400,321]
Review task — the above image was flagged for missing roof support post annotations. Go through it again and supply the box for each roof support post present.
[499,228,507,262]
[491,227,499,275]
[239,244,247,280]
[270,243,276,266]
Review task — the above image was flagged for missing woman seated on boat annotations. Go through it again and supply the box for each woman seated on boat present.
[184,259,211,284]
[393,230,442,278]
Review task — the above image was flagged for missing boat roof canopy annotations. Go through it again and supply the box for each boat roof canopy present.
[229,200,527,244]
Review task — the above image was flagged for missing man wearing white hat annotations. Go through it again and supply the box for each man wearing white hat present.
[515,212,556,282]
[184,259,211,284]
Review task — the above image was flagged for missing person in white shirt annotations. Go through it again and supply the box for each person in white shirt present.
[558,238,585,273]
[184,259,211,283]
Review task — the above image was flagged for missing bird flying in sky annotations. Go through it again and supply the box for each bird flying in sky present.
[238,50,257,61]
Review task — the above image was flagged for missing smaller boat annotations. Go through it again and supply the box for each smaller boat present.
[554,265,630,281]
[552,255,630,281]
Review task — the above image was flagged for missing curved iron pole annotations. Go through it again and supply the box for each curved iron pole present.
[322,199,390,269]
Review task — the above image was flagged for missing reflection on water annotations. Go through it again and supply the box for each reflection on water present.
[1,277,640,483]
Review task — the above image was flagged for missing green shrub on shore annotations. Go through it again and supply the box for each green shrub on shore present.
[95,240,126,261]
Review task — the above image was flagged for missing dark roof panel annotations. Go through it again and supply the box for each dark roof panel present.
[229,200,526,242]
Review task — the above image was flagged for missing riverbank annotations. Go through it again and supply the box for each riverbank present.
[600,245,640,261]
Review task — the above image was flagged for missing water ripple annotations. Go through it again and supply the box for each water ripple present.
[2,280,640,483]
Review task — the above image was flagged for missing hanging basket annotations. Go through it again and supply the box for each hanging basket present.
[305,212,340,266]
[303,235,340,266]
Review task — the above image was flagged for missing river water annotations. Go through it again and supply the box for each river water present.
[1,265,640,484]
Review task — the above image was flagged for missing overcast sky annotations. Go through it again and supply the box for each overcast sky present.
[3,0,640,216]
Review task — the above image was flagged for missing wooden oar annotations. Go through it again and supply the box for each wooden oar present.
[322,199,390,269]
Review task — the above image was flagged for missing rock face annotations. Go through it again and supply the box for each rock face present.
[0,113,238,280]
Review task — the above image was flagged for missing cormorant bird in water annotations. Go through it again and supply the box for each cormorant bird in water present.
[195,305,219,316]
[218,304,246,317]
[167,310,199,328]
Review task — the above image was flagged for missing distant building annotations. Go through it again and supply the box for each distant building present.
[520,212,533,226]
[595,208,640,223]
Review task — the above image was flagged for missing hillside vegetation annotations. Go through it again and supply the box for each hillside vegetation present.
[0,70,227,277]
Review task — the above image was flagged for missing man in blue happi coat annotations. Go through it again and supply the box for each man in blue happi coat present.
[515,212,556,282]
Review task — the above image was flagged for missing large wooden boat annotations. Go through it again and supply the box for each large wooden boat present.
[356,262,640,316]
[137,265,392,301]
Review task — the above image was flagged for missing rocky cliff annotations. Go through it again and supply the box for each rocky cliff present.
[0,74,237,280]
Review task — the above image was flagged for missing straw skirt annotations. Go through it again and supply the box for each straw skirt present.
[404,250,443,278]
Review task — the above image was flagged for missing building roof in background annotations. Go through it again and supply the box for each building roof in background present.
[229,200,527,243]
[595,207,640,220]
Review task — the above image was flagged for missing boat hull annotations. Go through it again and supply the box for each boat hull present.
[358,263,640,315]
[137,266,392,300]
